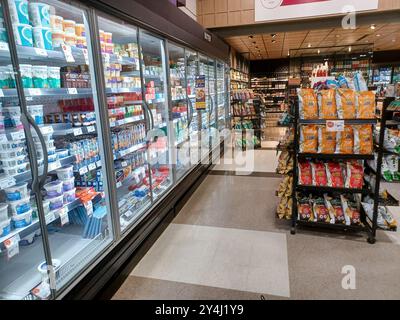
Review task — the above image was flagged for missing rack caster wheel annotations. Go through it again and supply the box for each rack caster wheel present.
[367,237,376,244]
[290,228,296,235]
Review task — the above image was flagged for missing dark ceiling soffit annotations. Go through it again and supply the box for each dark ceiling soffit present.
[88,0,229,62]
[209,10,400,38]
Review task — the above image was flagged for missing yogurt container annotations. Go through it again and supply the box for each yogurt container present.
[1,155,27,167]
[2,106,21,117]
[0,140,25,151]
[2,162,29,175]
[75,23,85,37]
[47,194,63,210]
[44,180,63,198]
[28,105,44,125]
[56,165,73,180]
[47,146,56,155]
[12,209,32,228]
[33,27,52,50]
[4,115,23,129]
[4,183,29,201]
[38,258,61,277]
[104,32,112,44]
[8,196,31,215]
[0,27,8,43]
[48,153,58,163]
[42,199,50,214]
[50,15,63,31]
[56,149,69,159]
[7,65,16,88]
[64,33,76,46]
[61,177,75,191]
[51,30,64,47]
[63,20,76,35]
[29,2,50,28]
[13,23,33,47]
[32,131,51,143]
[0,66,10,88]
[0,218,11,236]
[0,147,26,158]
[76,36,86,49]
[0,203,9,222]
[63,188,76,204]
[19,64,33,88]
[9,0,29,25]
[32,65,48,88]
[47,67,60,88]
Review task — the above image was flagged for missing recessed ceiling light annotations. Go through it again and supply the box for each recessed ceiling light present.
[370,24,376,30]
[376,34,381,37]
[307,43,311,48]
[365,40,369,43]
[348,46,352,52]
[392,39,396,42]
[317,49,320,54]
[271,34,277,38]
[287,51,290,56]
[336,34,340,38]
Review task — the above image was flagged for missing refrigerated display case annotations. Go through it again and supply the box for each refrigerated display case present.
[216,60,226,131]
[0,0,229,300]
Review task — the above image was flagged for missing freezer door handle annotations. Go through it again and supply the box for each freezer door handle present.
[209,95,214,123]
[27,113,48,188]
[187,98,194,128]
[144,100,154,130]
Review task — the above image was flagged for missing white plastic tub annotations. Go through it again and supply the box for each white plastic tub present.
[47,194,64,211]
[63,188,76,204]
[2,163,29,176]
[0,155,27,167]
[0,203,9,222]
[0,147,26,158]
[0,140,25,151]
[44,180,63,198]
[12,210,32,228]
[56,165,74,180]
[8,196,31,215]
[4,182,29,201]
[62,177,75,191]
[0,218,11,236]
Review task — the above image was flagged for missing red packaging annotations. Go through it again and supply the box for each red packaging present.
[311,162,328,186]
[345,161,364,189]
[312,198,330,223]
[298,198,313,221]
[298,161,312,185]
[326,162,345,187]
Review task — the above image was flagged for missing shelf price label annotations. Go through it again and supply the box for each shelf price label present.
[73,128,83,136]
[79,166,88,175]
[0,134,7,143]
[87,126,95,133]
[96,160,102,168]
[68,88,78,95]
[326,120,344,132]
[0,42,9,51]
[0,177,15,190]
[61,44,75,63]
[28,88,41,96]
[121,161,128,168]
[88,163,96,171]
[11,131,25,140]
[116,181,122,189]
[45,211,56,224]
[59,208,69,226]
[84,200,93,217]
[34,48,48,57]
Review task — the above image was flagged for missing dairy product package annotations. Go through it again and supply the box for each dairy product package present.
[29,2,50,27]
[12,23,33,47]
[33,27,52,50]
[8,0,29,24]
[32,65,48,88]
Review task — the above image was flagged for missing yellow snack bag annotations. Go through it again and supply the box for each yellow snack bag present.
[300,125,318,153]
[318,126,337,154]
[337,125,354,154]
[318,89,337,119]
[336,89,356,119]
[357,91,375,119]
[355,125,373,154]
[298,88,318,119]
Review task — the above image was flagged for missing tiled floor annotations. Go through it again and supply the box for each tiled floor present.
[112,148,400,300]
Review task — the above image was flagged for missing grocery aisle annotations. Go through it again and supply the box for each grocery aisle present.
[111,148,400,300]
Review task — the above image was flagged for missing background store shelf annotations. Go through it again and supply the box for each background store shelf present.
[298,153,374,160]
[296,185,370,195]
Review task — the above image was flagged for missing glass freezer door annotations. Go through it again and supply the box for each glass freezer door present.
[167,43,190,181]
[139,30,173,201]
[198,54,209,160]
[8,0,114,297]
[96,15,151,232]
[208,57,219,149]
[216,60,226,131]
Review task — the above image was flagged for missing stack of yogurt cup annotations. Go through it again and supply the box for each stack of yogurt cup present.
[29,2,53,50]
[4,182,33,231]
[8,0,33,47]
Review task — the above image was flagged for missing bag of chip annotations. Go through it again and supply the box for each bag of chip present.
[345,161,364,189]
[323,194,345,224]
[341,195,361,226]
[356,91,375,119]
[354,125,373,154]
[384,129,400,153]
[385,155,400,181]
[318,89,337,119]
[298,161,312,185]
[318,126,336,154]
[336,125,354,154]
[311,162,328,186]
[300,125,318,153]
[336,88,356,119]
[362,202,387,229]
[298,88,318,119]
[312,197,330,223]
[298,197,313,221]
[326,162,345,187]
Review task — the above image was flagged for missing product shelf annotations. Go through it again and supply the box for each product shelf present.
[52,124,96,137]
[113,142,147,161]
[109,115,145,128]
[296,219,367,232]
[298,119,377,125]
[298,153,374,160]
[296,185,370,195]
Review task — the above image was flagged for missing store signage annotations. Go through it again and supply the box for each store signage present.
[61,44,75,63]
[326,120,344,132]
[195,75,206,111]
[204,32,212,42]
[255,0,379,22]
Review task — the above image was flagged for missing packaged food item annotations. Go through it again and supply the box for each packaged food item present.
[326,162,345,187]
[354,125,373,155]
[12,210,32,228]
[0,203,9,222]
[56,165,74,180]
[52,30,64,47]
[19,64,33,88]
[104,32,112,43]
[318,89,337,119]
[62,177,75,191]
[384,129,400,153]
[341,195,361,226]
[63,19,76,35]
[63,188,76,204]
[345,161,364,189]
[105,43,114,54]
[0,218,11,236]
[47,194,64,211]
[32,65,48,88]
[4,182,29,201]
[28,2,50,28]
[12,23,33,47]
[28,105,44,125]
[8,196,31,215]
[318,126,336,154]
[50,15,63,31]
[324,194,345,224]
[354,71,368,92]
[385,155,400,181]
[64,33,76,46]
[47,67,61,88]
[32,27,52,50]
[298,161,312,185]
[75,23,85,37]
[298,197,313,221]
[300,125,318,153]
[76,36,86,49]
[312,197,330,223]
[311,162,328,186]
[336,88,356,119]
[338,75,349,88]
[99,29,105,42]
[298,88,318,119]
[9,0,29,25]
[336,126,354,154]
[356,91,375,119]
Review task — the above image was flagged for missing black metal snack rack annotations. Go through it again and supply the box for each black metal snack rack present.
[289,97,398,243]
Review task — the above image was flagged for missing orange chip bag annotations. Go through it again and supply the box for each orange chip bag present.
[336,88,356,119]
[354,125,373,154]
[336,126,354,154]
[298,88,318,119]
[318,89,337,119]
[300,125,318,153]
[356,91,375,119]
[318,126,337,154]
